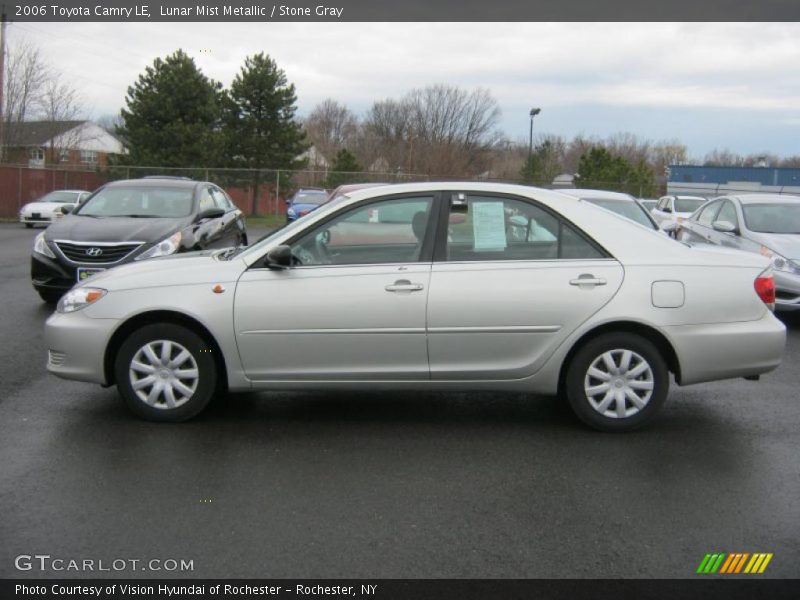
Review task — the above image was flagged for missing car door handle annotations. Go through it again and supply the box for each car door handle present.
[385,279,424,292]
[569,275,607,287]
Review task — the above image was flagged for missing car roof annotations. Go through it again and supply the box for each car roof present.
[45,189,90,193]
[671,195,706,200]
[558,188,636,201]
[729,193,800,204]
[104,178,200,189]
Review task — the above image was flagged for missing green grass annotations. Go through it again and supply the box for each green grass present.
[245,215,285,228]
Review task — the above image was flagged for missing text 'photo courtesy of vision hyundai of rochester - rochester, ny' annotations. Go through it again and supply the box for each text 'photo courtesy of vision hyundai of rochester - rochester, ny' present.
[42,182,786,431]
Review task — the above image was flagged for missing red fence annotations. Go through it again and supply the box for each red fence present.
[0,165,289,218]
[0,166,105,217]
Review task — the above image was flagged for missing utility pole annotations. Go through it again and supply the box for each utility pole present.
[0,6,7,163]
[527,107,541,183]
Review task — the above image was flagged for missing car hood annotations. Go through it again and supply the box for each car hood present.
[22,202,71,213]
[746,232,800,260]
[80,251,245,292]
[45,215,189,243]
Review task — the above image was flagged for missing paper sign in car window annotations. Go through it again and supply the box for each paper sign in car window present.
[472,201,507,251]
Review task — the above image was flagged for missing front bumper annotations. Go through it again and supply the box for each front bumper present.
[44,309,119,385]
[31,254,77,294]
[774,271,800,311]
[664,310,786,385]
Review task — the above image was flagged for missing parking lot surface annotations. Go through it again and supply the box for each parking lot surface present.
[1,222,798,578]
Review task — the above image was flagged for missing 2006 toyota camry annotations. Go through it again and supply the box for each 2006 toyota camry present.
[44,183,786,431]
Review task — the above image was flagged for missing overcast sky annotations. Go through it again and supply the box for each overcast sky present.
[10,22,800,159]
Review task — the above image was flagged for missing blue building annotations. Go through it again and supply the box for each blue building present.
[667,165,800,197]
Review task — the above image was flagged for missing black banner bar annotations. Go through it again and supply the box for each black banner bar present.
[3,579,800,600]
[6,0,800,22]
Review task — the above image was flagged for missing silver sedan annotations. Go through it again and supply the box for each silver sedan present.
[44,183,786,431]
[677,193,800,311]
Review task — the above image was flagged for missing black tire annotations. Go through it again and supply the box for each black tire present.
[565,332,669,432]
[25,223,33,229]
[38,289,62,304]
[114,323,218,422]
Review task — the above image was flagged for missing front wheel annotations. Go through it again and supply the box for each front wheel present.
[25,223,33,229]
[565,332,669,432]
[114,323,218,422]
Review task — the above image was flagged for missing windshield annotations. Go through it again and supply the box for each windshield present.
[742,203,800,234]
[292,192,328,206]
[675,198,706,213]
[39,191,80,203]
[76,186,195,218]
[584,198,656,229]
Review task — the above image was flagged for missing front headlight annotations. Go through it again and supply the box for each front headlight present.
[761,246,800,274]
[33,232,56,258]
[57,287,107,313]
[287,208,296,217]
[135,231,182,261]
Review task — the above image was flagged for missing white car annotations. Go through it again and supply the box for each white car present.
[651,195,708,231]
[19,190,91,228]
[44,182,786,431]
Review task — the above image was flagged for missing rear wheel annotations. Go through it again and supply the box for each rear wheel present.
[114,323,218,422]
[565,332,669,432]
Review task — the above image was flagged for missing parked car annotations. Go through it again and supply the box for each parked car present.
[651,195,708,231]
[677,193,800,311]
[326,182,389,203]
[557,189,662,232]
[285,188,328,222]
[44,182,785,431]
[19,190,91,228]
[32,177,247,303]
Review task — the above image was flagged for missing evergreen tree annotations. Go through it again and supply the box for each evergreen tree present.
[575,146,655,196]
[325,149,362,188]
[225,53,307,214]
[117,50,224,170]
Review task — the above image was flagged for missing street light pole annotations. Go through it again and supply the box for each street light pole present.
[527,107,541,183]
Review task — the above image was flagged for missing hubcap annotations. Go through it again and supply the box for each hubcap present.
[129,340,199,410]
[584,349,654,419]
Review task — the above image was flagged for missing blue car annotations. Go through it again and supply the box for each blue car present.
[286,188,329,222]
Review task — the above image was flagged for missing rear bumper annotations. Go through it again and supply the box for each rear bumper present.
[44,310,118,385]
[665,311,786,385]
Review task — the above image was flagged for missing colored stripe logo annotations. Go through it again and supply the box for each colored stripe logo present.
[696,552,773,574]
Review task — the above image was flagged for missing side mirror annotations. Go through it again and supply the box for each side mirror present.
[264,244,292,269]
[196,207,225,222]
[712,220,737,234]
[661,221,678,233]
[285,198,291,205]
[60,205,74,214]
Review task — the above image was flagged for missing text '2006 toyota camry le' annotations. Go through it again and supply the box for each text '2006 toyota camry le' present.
[44,183,786,431]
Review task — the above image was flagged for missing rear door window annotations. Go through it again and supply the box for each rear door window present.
[444,195,606,262]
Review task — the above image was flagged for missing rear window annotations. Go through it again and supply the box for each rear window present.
[584,198,656,229]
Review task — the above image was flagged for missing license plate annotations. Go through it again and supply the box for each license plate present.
[77,268,105,282]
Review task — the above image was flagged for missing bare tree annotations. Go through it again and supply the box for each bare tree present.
[303,99,358,165]
[3,37,48,150]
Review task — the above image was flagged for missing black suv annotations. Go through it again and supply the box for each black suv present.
[31,177,247,303]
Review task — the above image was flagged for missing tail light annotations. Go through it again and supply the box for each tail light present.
[754,270,776,310]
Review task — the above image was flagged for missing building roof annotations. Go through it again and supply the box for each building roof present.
[6,120,87,146]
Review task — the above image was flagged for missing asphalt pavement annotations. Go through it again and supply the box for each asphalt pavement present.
[1,222,798,578]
